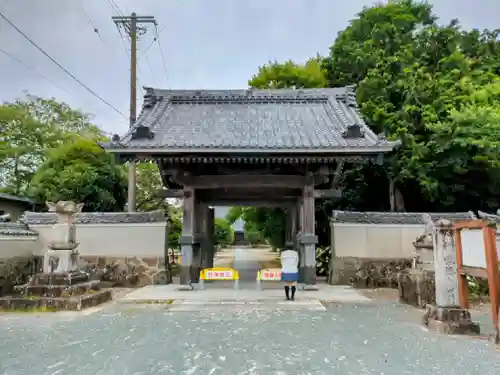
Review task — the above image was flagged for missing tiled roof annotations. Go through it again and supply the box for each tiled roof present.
[104,87,399,153]
[0,193,37,205]
[21,211,166,225]
[331,211,476,225]
[477,210,500,224]
[0,222,37,236]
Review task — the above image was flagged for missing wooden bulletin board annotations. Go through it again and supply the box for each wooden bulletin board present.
[454,220,500,341]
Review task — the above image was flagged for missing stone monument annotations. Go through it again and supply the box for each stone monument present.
[397,215,436,308]
[0,201,112,311]
[422,217,480,335]
[43,201,83,273]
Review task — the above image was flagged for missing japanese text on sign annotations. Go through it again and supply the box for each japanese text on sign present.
[261,270,282,280]
[206,270,233,279]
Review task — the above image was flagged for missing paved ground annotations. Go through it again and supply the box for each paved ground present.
[2,300,500,375]
[1,248,500,374]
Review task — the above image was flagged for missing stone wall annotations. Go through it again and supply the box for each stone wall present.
[21,211,171,288]
[328,211,475,289]
[329,256,412,288]
[79,255,169,287]
[0,222,40,296]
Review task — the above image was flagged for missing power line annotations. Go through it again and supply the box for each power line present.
[76,1,105,44]
[0,10,127,120]
[154,24,169,84]
[0,47,74,97]
[106,0,125,17]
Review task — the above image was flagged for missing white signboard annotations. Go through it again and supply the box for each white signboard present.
[259,269,282,281]
[461,229,486,269]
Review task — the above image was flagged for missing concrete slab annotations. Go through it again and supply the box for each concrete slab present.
[168,300,327,312]
[118,284,372,304]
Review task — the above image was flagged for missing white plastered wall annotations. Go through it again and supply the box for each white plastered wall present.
[331,223,426,259]
[29,222,168,257]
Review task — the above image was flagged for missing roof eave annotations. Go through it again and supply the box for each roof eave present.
[103,144,397,155]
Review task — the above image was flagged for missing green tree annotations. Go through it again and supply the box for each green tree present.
[214,218,234,248]
[0,95,104,195]
[249,57,327,89]
[134,162,171,212]
[242,0,500,249]
[29,139,127,212]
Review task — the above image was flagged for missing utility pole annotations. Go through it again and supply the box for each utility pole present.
[112,13,156,212]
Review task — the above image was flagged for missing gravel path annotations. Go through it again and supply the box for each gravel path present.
[1,301,499,375]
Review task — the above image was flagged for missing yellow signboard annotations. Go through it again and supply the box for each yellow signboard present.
[200,267,239,281]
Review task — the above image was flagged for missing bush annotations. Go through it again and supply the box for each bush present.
[214,218,234,248]
[245,230,263,247]
[316,246,331,276]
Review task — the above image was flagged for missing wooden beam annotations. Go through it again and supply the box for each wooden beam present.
[331,161,345,187]
[157,189,184,198]
[159,188,341,199]
[177,174,307,189]
[198,199,296,207]
[314,189,342,198]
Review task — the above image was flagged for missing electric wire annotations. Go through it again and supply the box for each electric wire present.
[0,10,127,119]
[76,1,105,44]
[106,0,125,17]
[154,24,169,84]
[0,47,74,97]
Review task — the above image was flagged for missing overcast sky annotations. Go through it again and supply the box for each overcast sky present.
[0,0,498,135]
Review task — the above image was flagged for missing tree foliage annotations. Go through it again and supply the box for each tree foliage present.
[0,95,104,196]
[29,139,127,212]
[239,0,500,248]
[249,57,328,89]
[214,218,234,248]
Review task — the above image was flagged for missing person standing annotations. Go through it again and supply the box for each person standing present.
[280,245,299,301]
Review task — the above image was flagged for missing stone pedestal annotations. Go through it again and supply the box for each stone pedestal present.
[423,305,480,335]
[0,201,112,311]
[397,268,435,308]
[44,249,79,273]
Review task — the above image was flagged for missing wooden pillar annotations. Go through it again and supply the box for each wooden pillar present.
[191,197,203,283]
[201,206,215,270]
[127,161,137,212]
[179,187,200,288]
[296,198,304,283]
[299,178,318,289]
[285,206,297,249]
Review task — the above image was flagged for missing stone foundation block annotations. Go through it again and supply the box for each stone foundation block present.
[79,256,170,287]
[0,289,112,311]
[397,268,435,308]
[423,305,480,335]
[329,257,412,288]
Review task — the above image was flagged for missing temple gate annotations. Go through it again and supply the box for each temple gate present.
[103,87,398,289]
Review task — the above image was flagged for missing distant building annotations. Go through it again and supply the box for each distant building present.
[0,193,39,220]
[214,206,246,245]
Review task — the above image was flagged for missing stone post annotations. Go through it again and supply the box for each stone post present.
[423,219,480,334]
[299,180,318,290]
